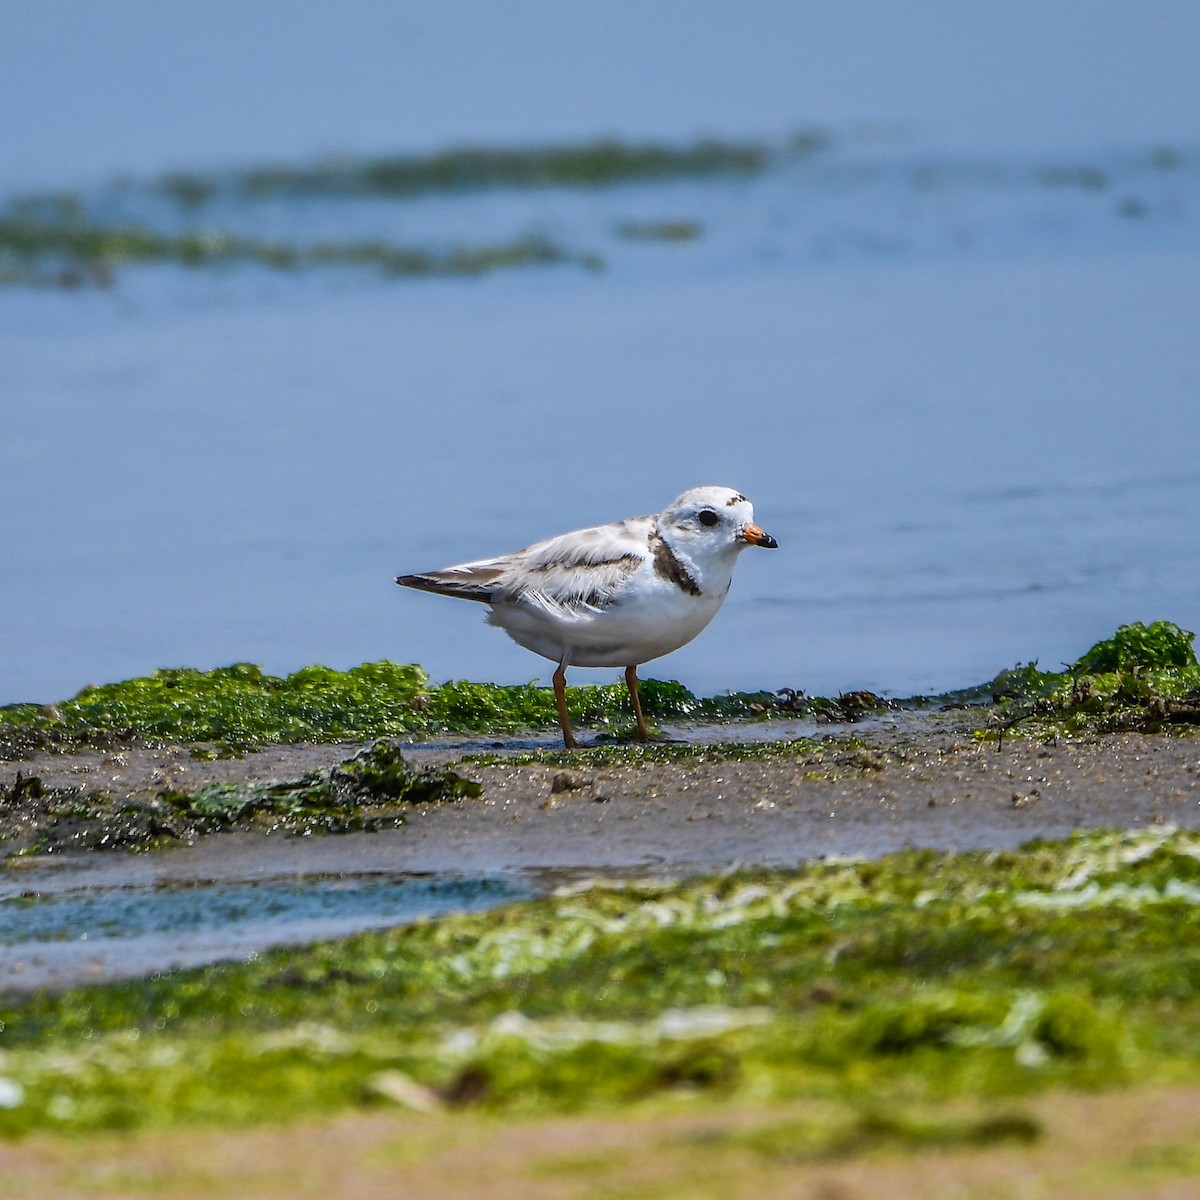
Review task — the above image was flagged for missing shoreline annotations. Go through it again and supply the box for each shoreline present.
[5,712,1198,876]
[4,707,1198,991]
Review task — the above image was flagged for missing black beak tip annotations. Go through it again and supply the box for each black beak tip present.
[759,533,779,549]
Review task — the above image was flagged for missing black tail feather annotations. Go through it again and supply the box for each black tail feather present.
[395,573,495,604]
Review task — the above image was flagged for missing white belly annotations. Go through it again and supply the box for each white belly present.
[487,578,727,668]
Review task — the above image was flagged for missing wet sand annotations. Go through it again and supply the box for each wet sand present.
[5,715,1200,878]
[4,715,1199,991]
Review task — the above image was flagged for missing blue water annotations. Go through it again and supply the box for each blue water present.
[2,4,1199,705]
[0,872,532,991]
[0,874,521,944]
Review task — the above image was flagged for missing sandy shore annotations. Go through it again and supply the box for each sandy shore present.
[4,714,1199,881]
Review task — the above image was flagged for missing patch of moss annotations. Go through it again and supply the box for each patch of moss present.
[2,827,1200,1133]
[977,622,1200,740]
[0,664,797,758]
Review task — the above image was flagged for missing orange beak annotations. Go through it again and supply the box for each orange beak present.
[741,524,779,548]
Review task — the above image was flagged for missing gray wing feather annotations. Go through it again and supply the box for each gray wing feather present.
[397,517,652,613]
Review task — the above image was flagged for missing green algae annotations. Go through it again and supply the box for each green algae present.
[0,664,790,758]
[2,734,890,856]
[158,740,480,835]
[979,621,1200,741]
[163,138,772,206]
[461,735,834,770]
[2,622,1195,760]
[616,219,703,242]
[1074,620,1196,673]
[1,662,426,754]
[0,742,479,853]
[0,133,812,286]
[0,213,583,287]
[2,826,1199,1134]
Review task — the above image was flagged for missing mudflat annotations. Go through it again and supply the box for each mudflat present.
[3,715,1198,877]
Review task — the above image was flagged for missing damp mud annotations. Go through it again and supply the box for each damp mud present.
[6,709,1200,871]
[4,708,1200,992]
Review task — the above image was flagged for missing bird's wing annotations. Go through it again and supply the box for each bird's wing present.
[398,516,654,613]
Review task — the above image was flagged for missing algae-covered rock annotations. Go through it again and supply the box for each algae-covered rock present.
[982,621,1200,739]
[162,740,481,835]
[0,741,481,854]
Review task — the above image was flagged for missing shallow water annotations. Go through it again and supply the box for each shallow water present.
[2,7,1199,707]
[0,870,532,993]
[4,135,1198,707]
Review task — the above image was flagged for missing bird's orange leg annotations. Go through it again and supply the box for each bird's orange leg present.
[625,664,650,741]
[553,660,578,749]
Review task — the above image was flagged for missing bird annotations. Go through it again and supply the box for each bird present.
[395,486,778,748]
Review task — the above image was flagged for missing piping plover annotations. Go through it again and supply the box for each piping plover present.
[396,486,778,748]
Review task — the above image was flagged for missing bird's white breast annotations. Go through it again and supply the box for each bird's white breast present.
[487,556,731,668]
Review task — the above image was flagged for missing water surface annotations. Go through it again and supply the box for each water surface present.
[0,870,531,992]
[2,3,1199,705]
[3,132,1197,705]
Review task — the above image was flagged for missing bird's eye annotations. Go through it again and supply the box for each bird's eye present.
[697,509,720,527]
